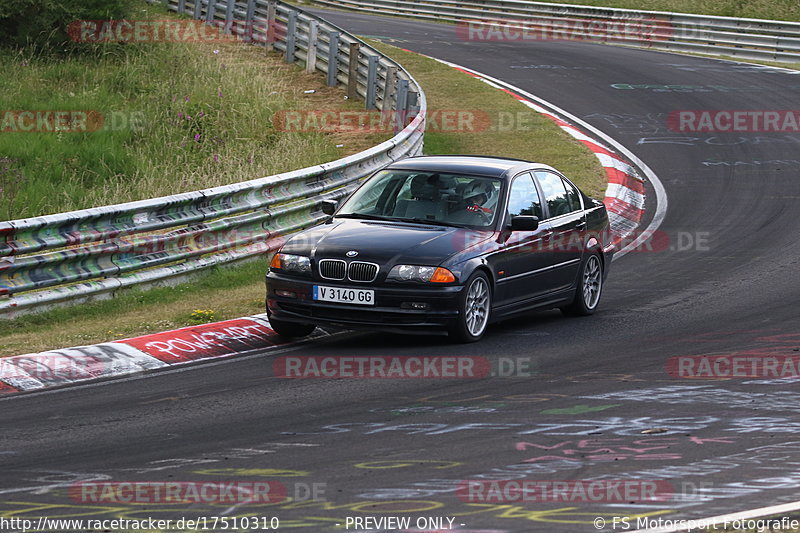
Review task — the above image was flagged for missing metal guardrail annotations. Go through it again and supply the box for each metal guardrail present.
[311,0,800,62]
[0,0,426,318]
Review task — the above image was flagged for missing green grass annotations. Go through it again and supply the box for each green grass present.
[526,0,800,21]
[0,39,607,356]
[0,2,384,221]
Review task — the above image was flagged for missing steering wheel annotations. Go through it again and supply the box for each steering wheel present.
[467,204,493,224]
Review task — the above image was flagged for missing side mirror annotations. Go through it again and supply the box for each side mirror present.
[320,200,338,216]
[510,215,539,231]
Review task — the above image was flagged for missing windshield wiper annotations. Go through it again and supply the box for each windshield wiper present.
[394,217,471,229]
[338,213,473,229]
[336,213,396,222]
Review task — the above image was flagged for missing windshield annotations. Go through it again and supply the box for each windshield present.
[337,169,502,228]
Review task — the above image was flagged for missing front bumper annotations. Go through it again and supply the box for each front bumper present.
[266,272,465,334]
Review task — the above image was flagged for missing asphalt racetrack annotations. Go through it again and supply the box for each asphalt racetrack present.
[2,8,800,533]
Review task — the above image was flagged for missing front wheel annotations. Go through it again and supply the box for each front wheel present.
[448,271,491,343]
[268,316,317,338]
[561,253,603,316]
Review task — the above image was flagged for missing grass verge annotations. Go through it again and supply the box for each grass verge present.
[0,40,608,356]
[0,2,386,220]
[516,0,800,21]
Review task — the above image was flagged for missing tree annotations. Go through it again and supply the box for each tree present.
[0,0,131,50]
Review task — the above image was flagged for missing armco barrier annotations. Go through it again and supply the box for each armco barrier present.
[0,0,426,318]
[311,0,800,62]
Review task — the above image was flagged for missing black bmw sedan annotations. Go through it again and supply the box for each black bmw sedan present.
[266,155,613,342]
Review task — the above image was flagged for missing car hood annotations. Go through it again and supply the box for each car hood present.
[281,219,494,267]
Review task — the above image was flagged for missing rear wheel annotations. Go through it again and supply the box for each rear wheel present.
[561,253,603,316]
[449,271,491,343]
[268,316,317,338]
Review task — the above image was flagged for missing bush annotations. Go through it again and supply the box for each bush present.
[0,0,131,51]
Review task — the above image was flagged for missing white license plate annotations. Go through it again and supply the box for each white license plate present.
[313,285,375,306]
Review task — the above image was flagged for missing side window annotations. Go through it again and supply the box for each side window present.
[562,178,582,212]
[507,173,543,219]
[535,171,573,218]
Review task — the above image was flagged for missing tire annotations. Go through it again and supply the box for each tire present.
[561,252,603,317]
[448,270,492,343]
[268,316,317,338]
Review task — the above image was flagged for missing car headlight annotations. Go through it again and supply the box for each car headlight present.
[270,253,311,275]
[387,265,456,283]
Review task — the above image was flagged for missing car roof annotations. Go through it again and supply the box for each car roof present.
[386,155,555,179]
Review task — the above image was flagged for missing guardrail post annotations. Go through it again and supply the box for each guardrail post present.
[285,11,298,63]
[177,0,186,14]
[347,42,361,100]
[381,66,397,114]
[266,1,277,52]
[205,0,215,23]
[306,20,319,73]
[395,79,409,132]
[224,0,235,34]
[193,0,202,18]
[365,55,378,109]
[407,90,419,117]
[327,31,340,86]
[244,0,256,43]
